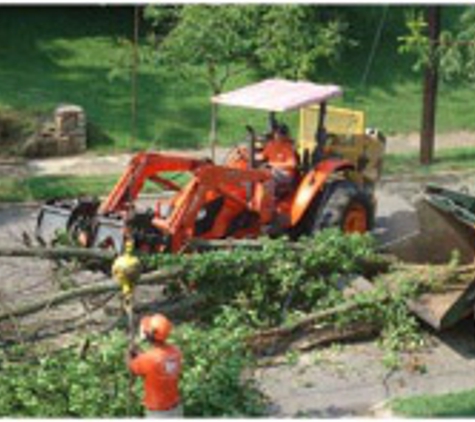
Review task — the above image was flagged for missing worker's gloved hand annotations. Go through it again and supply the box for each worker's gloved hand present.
[128,343,140,358]
[125,345,139,368]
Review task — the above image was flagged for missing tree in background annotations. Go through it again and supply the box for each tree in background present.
[144,5,351,157]
[145,5,259,157]
[254,5,350,79]
[399,7,475,164]
[400,7,475,82]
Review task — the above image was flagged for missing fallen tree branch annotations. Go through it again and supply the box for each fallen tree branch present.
[0,266,184,322]
[0,246,115,263]
[293,322,378,352]
[188,238,397,277]
[248,297,378,349]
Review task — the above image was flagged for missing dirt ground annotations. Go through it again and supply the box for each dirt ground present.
[385,130,475,155]
[3,136,475,416]
[19,132,475,178]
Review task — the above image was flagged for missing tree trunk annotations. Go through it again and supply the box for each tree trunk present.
[0,246,115,262]
[420,6,441,165]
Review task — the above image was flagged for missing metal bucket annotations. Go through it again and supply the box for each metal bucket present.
[35,198,99,246]
[384,185,475,330]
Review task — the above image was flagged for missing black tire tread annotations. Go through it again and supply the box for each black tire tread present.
[313,180,374,233]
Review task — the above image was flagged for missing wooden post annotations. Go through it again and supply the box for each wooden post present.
[210,101,218,162]
[420,6,441,165]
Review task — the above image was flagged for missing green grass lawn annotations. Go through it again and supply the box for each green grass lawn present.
[392,388,475,417]
[0,174,120,202]
[384,147,475,176]
[0,172,189,202]
[0,6,474,155]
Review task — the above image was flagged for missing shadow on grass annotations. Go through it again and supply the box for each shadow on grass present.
[0,5,473,153]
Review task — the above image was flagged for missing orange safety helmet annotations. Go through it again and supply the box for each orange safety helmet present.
[139,314,173,343]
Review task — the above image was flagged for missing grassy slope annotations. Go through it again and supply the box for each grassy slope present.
[385,146,475,175]
[0,174,119,202]
[0,6,267,152]
[0,5,474,154]
[0,172,190,202]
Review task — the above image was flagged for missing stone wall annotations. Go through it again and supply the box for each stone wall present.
[22,104,87,158]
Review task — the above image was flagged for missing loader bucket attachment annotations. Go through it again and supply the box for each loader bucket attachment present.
[383,184,475,330]
[406,281,475,330]
[36,198,99,246]
[385,186,475,265]
[92,215,126,253]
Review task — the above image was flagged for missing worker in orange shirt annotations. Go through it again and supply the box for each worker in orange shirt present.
[127,313,183,418]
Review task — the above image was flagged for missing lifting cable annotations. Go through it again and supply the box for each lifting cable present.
[112,243,140,416]
[360,5,389,88]
[124,293,135,416]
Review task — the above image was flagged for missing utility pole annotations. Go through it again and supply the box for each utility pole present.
[420,6,441,165]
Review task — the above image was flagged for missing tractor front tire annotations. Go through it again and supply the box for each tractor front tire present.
[312,180,374,234]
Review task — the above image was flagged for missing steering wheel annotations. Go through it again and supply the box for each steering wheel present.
[245,125,257,142]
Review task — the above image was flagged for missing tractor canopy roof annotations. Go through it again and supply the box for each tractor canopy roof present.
[212,78,342,112]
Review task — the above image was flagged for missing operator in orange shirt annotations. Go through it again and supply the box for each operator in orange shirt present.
[261,118,299,197]
[127,313,183,418]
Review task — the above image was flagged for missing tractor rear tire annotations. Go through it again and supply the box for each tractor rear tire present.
[312,180,374,234]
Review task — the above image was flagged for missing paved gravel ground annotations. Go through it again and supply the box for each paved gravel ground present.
[256,319,475,417]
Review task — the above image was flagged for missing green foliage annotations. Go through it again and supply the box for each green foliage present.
[398,10,431,72]
[332,273,424,368]
[399,7,475,82]
[0,323,265,417]
[146,5,351,92]
[146,5,259,94]
[0,332,140,417]
[0,107,36,155]
[147,230,377,328]
[175,311,266,416]
[143,6,181,45]
[255,6,351,79]
[376,278,424,358]
[149,231,424,367]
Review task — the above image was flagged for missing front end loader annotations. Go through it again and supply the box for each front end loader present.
[36,79,385,254]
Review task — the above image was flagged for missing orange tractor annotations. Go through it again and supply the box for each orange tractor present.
[36,79,385,253]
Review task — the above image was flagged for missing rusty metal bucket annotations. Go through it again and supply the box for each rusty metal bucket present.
[383,184,475,330]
